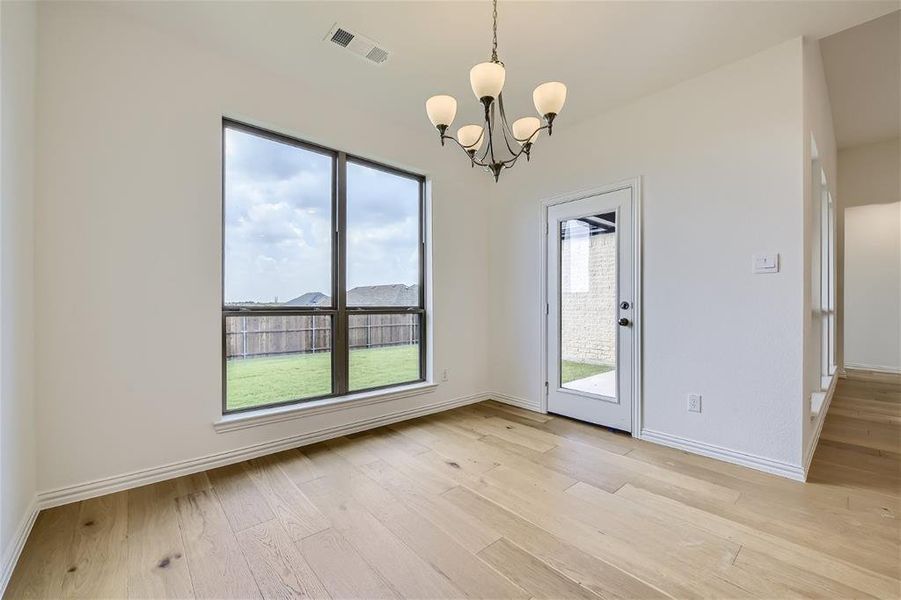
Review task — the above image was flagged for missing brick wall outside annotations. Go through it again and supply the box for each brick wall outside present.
[560,229,617,366]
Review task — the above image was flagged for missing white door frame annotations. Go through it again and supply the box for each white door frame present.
[538,178,643,436]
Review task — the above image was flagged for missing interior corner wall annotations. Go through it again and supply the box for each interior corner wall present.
[488,38,806,470]
[33,2,492,495]
[838,138,901,373]
[801,36,837,460]
[0,0,38,583]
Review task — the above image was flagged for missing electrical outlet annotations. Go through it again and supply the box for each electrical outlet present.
[687,394,702,413]
[441,369,449,382]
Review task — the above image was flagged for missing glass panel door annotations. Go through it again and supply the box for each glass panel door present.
[546,185,633,432]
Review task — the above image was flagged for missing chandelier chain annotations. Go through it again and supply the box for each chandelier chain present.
[491,0,499,62]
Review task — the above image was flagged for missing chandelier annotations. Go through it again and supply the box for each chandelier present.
[425,0,567,182]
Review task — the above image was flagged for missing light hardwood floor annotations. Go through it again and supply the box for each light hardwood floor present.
[6,373,900,599]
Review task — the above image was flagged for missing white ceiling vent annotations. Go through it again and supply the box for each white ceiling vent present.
[325,24,390,65]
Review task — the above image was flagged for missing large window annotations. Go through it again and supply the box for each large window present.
[222,120,426,413]
[810,156,836,421]
[817,169,837,380]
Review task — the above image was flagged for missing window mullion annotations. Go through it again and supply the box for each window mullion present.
[419,178,427,383]
[335,152,349,395]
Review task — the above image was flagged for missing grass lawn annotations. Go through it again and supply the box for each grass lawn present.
[226,344,420,411]
[561,360,614,385]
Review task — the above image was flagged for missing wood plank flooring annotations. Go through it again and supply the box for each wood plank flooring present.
[6,373,900,599]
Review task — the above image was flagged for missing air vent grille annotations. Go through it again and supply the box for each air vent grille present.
[324,23,390,66]
[365,47,389,64]
[330,28,354,47]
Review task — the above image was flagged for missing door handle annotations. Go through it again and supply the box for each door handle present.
[618,317,631,327]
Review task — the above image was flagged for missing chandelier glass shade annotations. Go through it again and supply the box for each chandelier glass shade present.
[425,0,566,181]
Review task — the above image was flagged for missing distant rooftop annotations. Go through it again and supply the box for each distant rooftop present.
[286,283,419,307]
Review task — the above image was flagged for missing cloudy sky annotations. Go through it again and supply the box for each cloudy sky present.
[224,127,420,304]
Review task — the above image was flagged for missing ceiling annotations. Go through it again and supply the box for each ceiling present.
[821,10,900,149]
[98,1,898,136]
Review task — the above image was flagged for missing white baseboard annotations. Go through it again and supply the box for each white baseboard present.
[36,392,489,510]
[0,496,39,597]
[844,362,901,375]
[804,374,838,477]
[488,392,544,413]
[640,429,805,481]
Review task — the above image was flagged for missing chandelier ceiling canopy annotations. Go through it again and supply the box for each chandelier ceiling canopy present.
[425,0,567,182]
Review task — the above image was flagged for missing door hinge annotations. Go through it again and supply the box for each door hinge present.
[546,222,549,235]
[545,303,549,315]
[544,381,549,395]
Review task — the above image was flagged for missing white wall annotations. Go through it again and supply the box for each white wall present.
[801,37,837,457]
[839,138,901,373]
[844,203,901,372]
[34,2,492,494]
[0,0,37,585]
[489,39,807,469]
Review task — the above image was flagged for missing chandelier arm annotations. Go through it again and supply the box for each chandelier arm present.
[497,94,515,140]
[470,111,492,166]
[476,142,491,166]
[513,123,552,146]
[486,102,498,166]
[499,145,527,167]
[499,124,551,167]
[499,94,554,147]
[501,138,526,162]
[441,133,475,153]
[472,126,487,158]
[527,123,552,139]
[440,133,492,167]
[497,123,553,167]
[496,94,521,155]
[466,139,492,168]
[470,116,492,165]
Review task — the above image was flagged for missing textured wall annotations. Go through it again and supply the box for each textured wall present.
[1,0,37,580]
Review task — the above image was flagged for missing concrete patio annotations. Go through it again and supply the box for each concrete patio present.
[566,369,617,398]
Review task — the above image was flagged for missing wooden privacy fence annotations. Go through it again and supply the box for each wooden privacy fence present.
[225,314,419,359]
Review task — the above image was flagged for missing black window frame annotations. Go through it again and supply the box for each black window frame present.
[221,118,427,415]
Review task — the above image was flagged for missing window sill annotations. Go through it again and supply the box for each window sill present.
[810,391,827,422]
[213,382,438,433]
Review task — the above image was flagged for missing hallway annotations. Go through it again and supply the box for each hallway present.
[808,370,901,504]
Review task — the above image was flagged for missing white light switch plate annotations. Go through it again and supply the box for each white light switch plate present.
[752,253,779,274]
